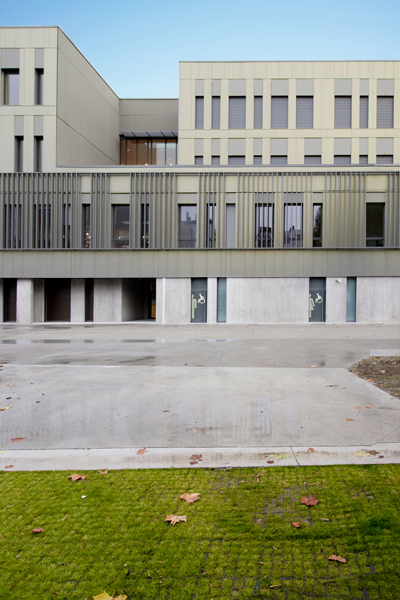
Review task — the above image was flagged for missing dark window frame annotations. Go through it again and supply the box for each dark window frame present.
[366,203,385,247]
[179,204,197,248]
[35,68,44,105]
[112,205,130,248]
[2,68,19,105]
[312,204,323,247]
[255,203,274,248]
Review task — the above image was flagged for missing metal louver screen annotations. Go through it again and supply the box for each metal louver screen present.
[359,96,368,128]
[271,97,288,128]
[228,155,245,166]
[195,97,204,129]
[377,96,394,128]
[296,97,313,128]
[334,96,352,128]
[212,96,220,129]
[229,97,246,129]
[376,155,393,164]
[254,96,263,129]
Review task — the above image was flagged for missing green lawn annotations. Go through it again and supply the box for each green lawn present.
[1,465,400,599]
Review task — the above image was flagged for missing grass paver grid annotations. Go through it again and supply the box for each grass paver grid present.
[1,465,400,599]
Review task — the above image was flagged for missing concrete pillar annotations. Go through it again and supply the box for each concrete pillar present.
[71,279,85,322]
[207,277,217,324]
[93,279,122,322]
[17,279,34,324]
[326,277,347,323]
[156,278,191,324]
[33,279,45,322]
[0,279,3,323]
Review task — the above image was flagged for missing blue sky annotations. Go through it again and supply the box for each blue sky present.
[2,0,400,98]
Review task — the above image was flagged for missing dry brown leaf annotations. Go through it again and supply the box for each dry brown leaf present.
[164,514,187,526]
[346,418,354,421]
[68,474,86,482]
[366,406,373,409]
[380,370,386,373]
[189,461,198,465]
[267,460,274,464]
[321,518,330,521]
[93,593,127,600]
[307,448,315,453]
[328,554,347,564]
[189,454,202,461]
[256,472,261,483]
[368,450,379,455]
[301,494,319,506]
[5,465,13,469]
[180,493,200,504]
[366,379,373,382]
[292,521,301,528]
[354,406,361,409]
[0,406,11,411]
[32,528,43,534]
[99,469,109,475]
[137,448,148,455]
[11,437,25,442]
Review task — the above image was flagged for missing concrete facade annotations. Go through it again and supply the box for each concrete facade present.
[0,27,400,324]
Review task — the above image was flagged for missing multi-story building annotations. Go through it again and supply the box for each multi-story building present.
[0,26,399,324]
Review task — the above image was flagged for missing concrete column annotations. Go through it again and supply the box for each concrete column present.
[33,279,45,322]
[0,279,3,323]
[207,277,217,324]
[71,279,85,323]
[93,279,122,322]
[156,278,190,324]
[17,279,34,324]
[325,277,347,323]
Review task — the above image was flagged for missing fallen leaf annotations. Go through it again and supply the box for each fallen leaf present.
[366,406,373,409]
[321,518,330,521]
[137,448,148,455]
[190,454,202,461]
[99,469,109,475]
[32,528,43,534]
[189,461,198,465]
[68,474,86,482]
[256,472,261,483]
[346,418,354,421]
[307,448,315,453]
[366,379,373,382]
[180,493,200,504]
[301,494,319,506]
[380,370,386,373]
[309,366,316,369]
[270,584,282,588]
[162,410,170,413]
[11,437,25,442]
[354,407,361,410]
[368,450,379,455]
[61,515,68,521]
[164,514,187,526]
[292,521,301,528]
[268,452,290,461]
[0,406,11,411]
[328,555,347,564]
[379,455,384,459]
[354,450,371,458]
[93,593,127,600]
[5,465,13,468]
[267,460,274,464]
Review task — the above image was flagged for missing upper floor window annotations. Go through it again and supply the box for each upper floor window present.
[359,96,368,128]
[335,96,351,128]
[366,203,385,247]
[35,69,44,105]
[229,97,246,129]
[377,96,394,128]
[179,205,197,248]
[206,204,216,248]
[195,96,204,129]
[2,69,19,105]
[113,205,130,248]
[120,136,177,166]
[82,205,90,248]
[254,96,263,129]
[34,136,43,172]
[271,96,288,129]
[296,97,313,128]
[14,136,23,172]
[284,203,303,248]
[255,203,274,248]
[212,96,220,129]
[313,204,322,247]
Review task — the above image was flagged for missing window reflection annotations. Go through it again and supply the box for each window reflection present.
[120,137,177,166]
[113,205,130,248]
[179,205,197,248]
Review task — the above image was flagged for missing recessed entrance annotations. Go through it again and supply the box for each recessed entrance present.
[45,279,71,322]
[309,278,326,322]
[3,279,17,322]
[122,278,156,321]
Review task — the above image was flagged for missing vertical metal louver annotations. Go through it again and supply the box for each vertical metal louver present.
[377,96,394,128]
[334,96,352,128]
[359,96,368,128]
[195,97,204,129]
[212,96,220,129]
[254,96,263,129]
[229,97,246,129]
[296,97,313,128]
[271,97,288,128]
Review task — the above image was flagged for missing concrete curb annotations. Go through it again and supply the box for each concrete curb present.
[1,444,400,471]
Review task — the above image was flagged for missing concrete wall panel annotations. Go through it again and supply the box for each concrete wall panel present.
[326,277,347,322]
[357,277,400,322]
[156,277,191,324]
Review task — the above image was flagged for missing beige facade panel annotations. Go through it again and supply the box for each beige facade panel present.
[357,277,400,322]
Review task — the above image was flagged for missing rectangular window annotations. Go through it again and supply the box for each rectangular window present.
[191,278,207,323]
[376,155,393,164]
[82,205,90,248]
[228,155,245,166]
[113,205,130,248]
[335,96,352,128]
[359,155,368,164]
[206,204,216,248]
[271,96,288,128]
[359,96,368,128]
[255,204,274,248]
[346,277,356,322]
[254,96,263,129]
[304,155,321,165]
[296,96,313,128]
[212,96,220,129]
[217,278,227,323]
[120,137,177,166]
[211,156,220,165]
[34,136,43,172]
[284,204,303,247]
[366,203,385,247]
[166,141,177,166]
[141,203,149,248]
[2,69,19,105]
[313,204,322,247]
[377,96,394,128]
[226,204,235,248]
[179,205,197,248]
[63,205,71,249]
[271,155,287,166]
[334,155,351,165]
[195,156,203,165]
[14,136,23,172]
[229,96,246,129]
[150,138,166,165]
[33,205,51,249]
[35,68,44,105]
[253,155,262,165]
[195,96,204,129]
